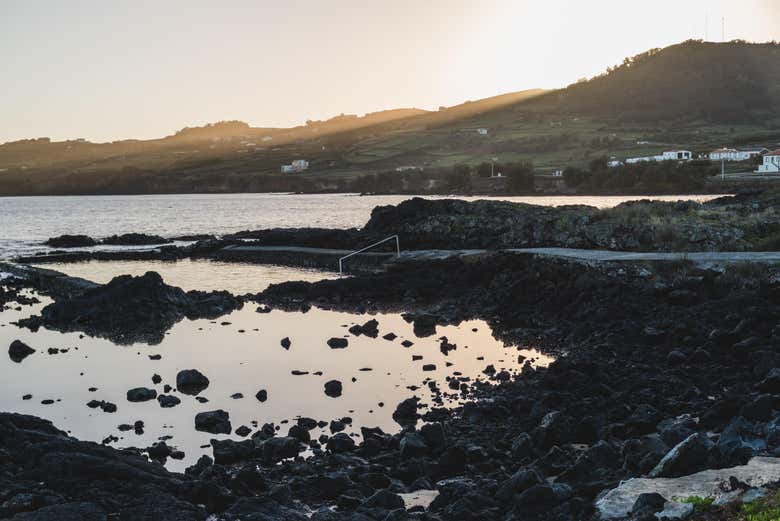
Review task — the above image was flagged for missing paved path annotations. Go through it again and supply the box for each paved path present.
[221,244,780,265]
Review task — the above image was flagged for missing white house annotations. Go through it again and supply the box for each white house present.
[710,147,768,162]
[607,159,624,168]
[477,128,488,135]
[281,159,309,174]
[756,150,780,174]
[626,150,692,164]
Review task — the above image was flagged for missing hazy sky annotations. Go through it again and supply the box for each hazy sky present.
[2,0,779,143]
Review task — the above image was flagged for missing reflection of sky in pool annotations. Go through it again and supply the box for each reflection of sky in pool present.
[35,259,339,294]
[1,291,552,472]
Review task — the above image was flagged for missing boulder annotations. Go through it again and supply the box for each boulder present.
[348,319,379,338]
[326,337,348,349]
[392,397,420,424]
[324,380,342,398]
[126,387,157,402]
[177,369,210,395]
[326,433,356,453]
[362,489,405,510]
[211,438,255,464]
[194,410,231,434]
[400,432,429,458]
[261,436,300,462]
[157,394,181,408]
[631,492,667,520]
[649,432,714,478]
[8,340,35,363]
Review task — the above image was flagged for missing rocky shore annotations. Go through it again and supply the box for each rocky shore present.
[16,190,780,270]
[2,245,780,519]
[2,190,780,520]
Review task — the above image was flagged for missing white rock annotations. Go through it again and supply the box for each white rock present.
[595,456,780,519]
[399,489,438,510]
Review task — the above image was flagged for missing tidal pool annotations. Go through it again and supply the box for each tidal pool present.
[35,259,338,294]
[0,290,552,472]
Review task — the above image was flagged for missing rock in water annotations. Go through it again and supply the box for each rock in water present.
[157,394,181,408]
[16,271,242,345]
[101,233,171,245]
[280,337,291,349]
[327,337,348,349]
[177,369,210,395]
[324,380,343,398]
[126,387,157,402]
[44,234,98,248]
[255,389,268,402]
[8,340,35,363]
[194,410,232,434]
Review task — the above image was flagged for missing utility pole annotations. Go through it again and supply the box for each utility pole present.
[722,158,725,180]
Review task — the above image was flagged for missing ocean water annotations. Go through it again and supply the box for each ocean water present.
[0,192,724,259]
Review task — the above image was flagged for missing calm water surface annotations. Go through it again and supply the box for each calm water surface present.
[0,193,724,259]
[0,292,551,471]
[0,192,721,470]
[35,259,338,294]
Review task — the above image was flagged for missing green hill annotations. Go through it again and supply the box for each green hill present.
[2,41,780,195]
[526,40,780,123]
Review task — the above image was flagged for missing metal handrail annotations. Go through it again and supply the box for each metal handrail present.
[339,235,400,275]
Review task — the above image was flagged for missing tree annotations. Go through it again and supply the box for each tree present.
[505,162,535,194]
[446,164,472,191]
[589,156,608,172]
[563,167,588,188]
[476,162,493,178]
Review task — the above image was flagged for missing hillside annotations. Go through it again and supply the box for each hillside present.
[2,41,780,196]
[526,40,780,122]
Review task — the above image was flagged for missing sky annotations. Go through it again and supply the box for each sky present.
[1,0,779,143]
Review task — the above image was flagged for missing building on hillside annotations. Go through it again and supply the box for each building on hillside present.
[710,147,768,161]
[281,159,309,173]
[395,165,423,172]
[477,128,488,135]
[756,150,780,174]
[607,158,624,168]
[625,150,692,164]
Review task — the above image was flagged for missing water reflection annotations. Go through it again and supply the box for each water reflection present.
[0,295,552,472]
[35,259,338,294]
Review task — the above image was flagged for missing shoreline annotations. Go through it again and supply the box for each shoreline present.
[0,190,779,520]
[1,251,779,520]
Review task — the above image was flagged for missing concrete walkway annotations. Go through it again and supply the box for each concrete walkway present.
[221,244,780,265]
